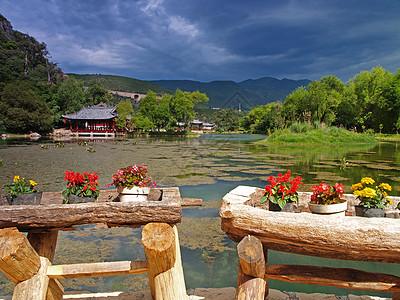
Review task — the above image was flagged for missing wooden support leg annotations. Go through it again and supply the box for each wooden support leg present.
[0,227,41,283]
[12,256,50,300]
[27,230,64,300]
[235,235,267,300]
[142,223,187,300]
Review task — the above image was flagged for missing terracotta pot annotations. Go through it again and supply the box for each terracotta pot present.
[117,186,150,202]
[63,194,96,204]
[9,192,42,205]
[355,205,385,218]
[308,199,348,215]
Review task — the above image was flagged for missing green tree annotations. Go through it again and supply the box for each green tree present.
[85,81,114,106]
[169,89,208,128]
[130,113,154,131]
[240,102,283,133]
[115,99,134,130]
[0,82,52,133]
[212,108,240,131]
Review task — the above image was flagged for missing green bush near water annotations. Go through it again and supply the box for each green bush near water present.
[265,122,377,144]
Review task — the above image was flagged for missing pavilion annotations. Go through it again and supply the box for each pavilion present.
[62,103,119,137]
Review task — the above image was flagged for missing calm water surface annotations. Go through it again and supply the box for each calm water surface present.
[0,134,399,297]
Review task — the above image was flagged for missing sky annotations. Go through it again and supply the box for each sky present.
[1,0,400,83]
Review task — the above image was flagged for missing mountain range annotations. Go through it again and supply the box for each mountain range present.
[152,77,311,108]
[68,74,311,109]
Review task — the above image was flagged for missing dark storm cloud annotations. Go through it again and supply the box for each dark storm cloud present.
[1,0,399,82]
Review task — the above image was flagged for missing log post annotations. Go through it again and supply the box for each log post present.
[12,256,50,300]
[27,230,64,300]
[235,235,267,300]
[0,227,41,283]
[142,223,187,300]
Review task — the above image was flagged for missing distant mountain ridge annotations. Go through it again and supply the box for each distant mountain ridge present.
[151,77,311,108]
[66,73,311,109]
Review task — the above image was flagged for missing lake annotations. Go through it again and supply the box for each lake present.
[0,134,399,297]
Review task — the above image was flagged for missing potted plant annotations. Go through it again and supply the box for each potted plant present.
[261,170,304,211]
[108,163,157,202]
[62,171,100,204]
[4,175,41,205]
[308,182,347,215]
[351,177,392,217]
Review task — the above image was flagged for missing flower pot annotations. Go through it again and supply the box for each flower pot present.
[268,200,295,212]
[118,186,150,202]
[9,192,42,205]
[355,205,385,218]
[63,194,96,204]
[308,199,347,215]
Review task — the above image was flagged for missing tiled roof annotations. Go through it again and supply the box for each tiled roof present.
[62,103,119,120]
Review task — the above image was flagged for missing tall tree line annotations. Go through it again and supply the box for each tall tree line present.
[241,67,400,134]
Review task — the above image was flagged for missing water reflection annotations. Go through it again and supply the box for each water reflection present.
[0,135,399,297]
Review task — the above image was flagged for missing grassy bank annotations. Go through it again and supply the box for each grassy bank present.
[264,123,377,144]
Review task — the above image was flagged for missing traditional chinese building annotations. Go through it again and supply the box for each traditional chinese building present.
[62,103,119,137]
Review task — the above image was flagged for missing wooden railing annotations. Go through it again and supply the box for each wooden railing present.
[220,186,400,300]
[0,189,201,299]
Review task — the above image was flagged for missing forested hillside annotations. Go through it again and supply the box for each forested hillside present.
[0,14,118,133]
[68,74,171,94]
[152,77,311,108]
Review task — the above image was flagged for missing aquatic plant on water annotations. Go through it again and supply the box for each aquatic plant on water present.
[62,171,100,201]
[261,170,305,209]
[4,175,38,197]
[352,177,392,209]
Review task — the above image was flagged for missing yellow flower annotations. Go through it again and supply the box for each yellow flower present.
[383,192,387,197]
[13,175,20,182]
[387,198,393,205]
[353,190,363,196]
[29,180,37,186]
[379,183,392,191]
[351,183,363,190]
[361,187,377,198]
[361,177,375,185]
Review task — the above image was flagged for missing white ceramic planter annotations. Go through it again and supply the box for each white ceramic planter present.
[308,199,348,215]
[117,186,150,202]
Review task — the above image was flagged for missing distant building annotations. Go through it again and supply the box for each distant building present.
[62,103,119,137]
[190,119,216,131]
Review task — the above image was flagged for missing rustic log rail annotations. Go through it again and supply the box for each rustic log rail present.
[220,186,400,299]
[0,188,192,299]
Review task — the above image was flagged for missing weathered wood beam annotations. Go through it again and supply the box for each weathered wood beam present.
[12,256,51,300]
[47,261,147,279]
[27,231,58,263]
[0,200,181,231]
[220,185,400,263]
[142,223,187,300]
[0,227,41,283]
[265,265,400,293]
[236,236,267,300]
[181,198,202,206]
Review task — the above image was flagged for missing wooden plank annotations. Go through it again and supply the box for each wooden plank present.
[47,261,147,279]
[46,277,64,300]
[0,227,41,283]
[12,256,50,300]
[265,265,400,293]
[181,198,202,206]
[0,198,181,231]
[220,186,400,263]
